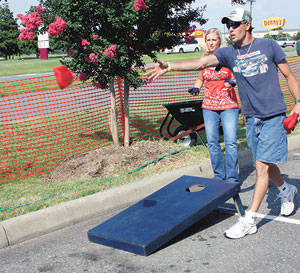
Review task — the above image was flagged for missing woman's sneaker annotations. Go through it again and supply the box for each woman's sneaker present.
[224,212,257,239]
[278,184,297,216]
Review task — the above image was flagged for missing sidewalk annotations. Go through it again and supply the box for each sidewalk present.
[1,134,300,249]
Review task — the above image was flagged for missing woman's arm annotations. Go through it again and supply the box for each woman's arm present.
[188,71,204,96]
[194,70,204,88]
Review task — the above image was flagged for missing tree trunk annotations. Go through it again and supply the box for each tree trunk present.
[123,81,130,147]
[109,78,120,146]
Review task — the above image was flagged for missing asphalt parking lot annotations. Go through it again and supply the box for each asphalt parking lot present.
[0,147,300,273]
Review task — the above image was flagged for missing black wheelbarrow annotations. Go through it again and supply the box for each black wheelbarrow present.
[159,100,207,147]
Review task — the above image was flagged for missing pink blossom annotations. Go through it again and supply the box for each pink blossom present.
[78,73,87,81]
[35,6,45,14]
[17,12,42,30]
[48,16,67,37]
[18,28,35,40]
[92,82,102,89]
[17,14,24,21]
[93,34,99,40]
[84,56,91,63]
[68,48,74,57]
[89,53,98,62]
[134,0,148,11]
[101,44,117,60]
[82,40,90,46]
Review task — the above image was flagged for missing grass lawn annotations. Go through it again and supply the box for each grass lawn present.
[0,47,297,77]
[0,52,203,77]
[0,55,69,77]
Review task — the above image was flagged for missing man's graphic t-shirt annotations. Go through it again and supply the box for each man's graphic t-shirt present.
[214,38,286,118]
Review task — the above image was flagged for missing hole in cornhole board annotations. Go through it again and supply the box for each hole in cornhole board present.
[186,184,205,192]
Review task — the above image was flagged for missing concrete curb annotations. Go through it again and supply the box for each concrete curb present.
[0,134,299,249]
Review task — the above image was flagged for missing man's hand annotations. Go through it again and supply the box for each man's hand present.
[145,60,168,82]
[291,102,300,122]
[283,112,299,134]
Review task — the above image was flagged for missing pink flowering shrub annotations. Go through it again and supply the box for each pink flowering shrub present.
[48,16,67,37]
[82,40,91,46]
[92,82,102,88]
[100,44,117,60]
[89,53,99,63]
[78,73,87,81]
[68,49,74,57]
[17,11,42,30]
[134,0,148,11]
[35,6,45,14]
[18,28,35,40]
[17,6,67,40]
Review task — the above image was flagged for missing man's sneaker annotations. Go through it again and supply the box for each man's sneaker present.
[278,184,297,216]
[224,215,257,239]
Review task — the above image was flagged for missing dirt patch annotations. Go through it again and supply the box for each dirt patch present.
[46,140,184,183]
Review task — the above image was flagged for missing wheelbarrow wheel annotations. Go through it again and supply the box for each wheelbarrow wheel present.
[174,126,197,147]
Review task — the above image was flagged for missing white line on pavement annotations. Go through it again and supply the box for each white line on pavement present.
[218,207,300,225]
[256,213,300,225]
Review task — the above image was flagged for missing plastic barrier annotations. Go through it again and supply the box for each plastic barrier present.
[0,56,299,182]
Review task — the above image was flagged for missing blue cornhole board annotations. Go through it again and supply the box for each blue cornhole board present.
[88,175,243,256]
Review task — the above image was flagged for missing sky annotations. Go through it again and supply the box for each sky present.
[6,0,300,32]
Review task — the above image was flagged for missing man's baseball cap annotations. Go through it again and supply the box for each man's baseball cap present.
[221,8,252,24]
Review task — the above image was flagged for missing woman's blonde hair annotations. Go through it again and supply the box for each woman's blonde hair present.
[203,28,223,56]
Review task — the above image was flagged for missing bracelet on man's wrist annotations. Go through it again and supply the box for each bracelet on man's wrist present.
[296,98,300,104]
[167,62,172,72]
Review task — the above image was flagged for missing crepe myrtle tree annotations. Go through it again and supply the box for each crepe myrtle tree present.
[27,0,206,147]
[18,0,244,147]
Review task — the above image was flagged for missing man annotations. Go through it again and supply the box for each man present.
[146,7,300,239]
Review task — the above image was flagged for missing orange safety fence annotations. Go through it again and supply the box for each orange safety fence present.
[0,56,299,182]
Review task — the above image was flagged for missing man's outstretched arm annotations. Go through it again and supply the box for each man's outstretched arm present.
[145,55,220,82]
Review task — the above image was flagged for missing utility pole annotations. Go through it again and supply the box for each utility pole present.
[248,0,255,23]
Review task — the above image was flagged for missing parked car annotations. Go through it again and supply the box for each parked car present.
[164,39,201,54]
[276,37,296,48]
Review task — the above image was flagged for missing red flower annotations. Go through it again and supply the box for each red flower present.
[82,40,90,46]
[78,73,87,81]
[35,6,45,14]
[89,53,99,62]
[134,0,148,11]
[68,49,74,57]
[53,65,74,89]
[48,17,67,37]
[18,28,35,40]
[84,56,91,63]
[101,44,117,60]
[17,12,42,30]
[92,82,102,89]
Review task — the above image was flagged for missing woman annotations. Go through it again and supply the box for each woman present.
[188,28,239,182]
